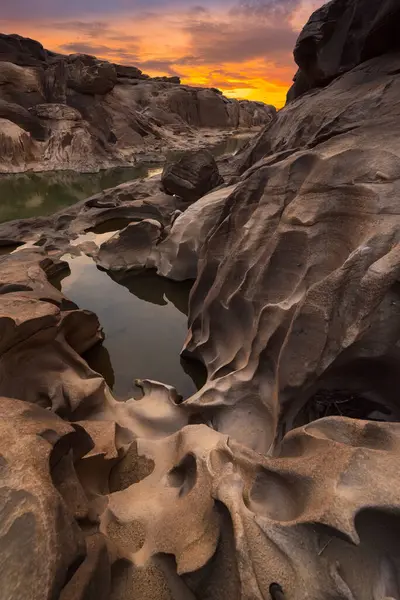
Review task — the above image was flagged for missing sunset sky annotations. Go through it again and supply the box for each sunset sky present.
[0,0,324,108]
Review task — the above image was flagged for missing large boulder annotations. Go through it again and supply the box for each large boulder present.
[0,118,35,172]
[0,100,46,140]
[161,149,224,202]
[114,63,149,80]
[66,55,117,96]
[0,33,47,67]
[287,0,400,100]
[96,218,162,271]
[0,61,45,108]
[156,184,237,281]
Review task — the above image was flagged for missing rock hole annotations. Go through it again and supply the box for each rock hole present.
[89,218,134,234]
[269,582,285,599]
[297,388,393,426]
[109,441,155,492]
[246,468,309,522]
[167,453,197,497]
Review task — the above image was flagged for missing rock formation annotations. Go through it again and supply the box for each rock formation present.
[0,34,275,173]
[1,0,400,598]
[161,149,224,202]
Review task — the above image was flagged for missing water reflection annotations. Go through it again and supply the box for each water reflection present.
[0,133,254,224]
[60,254,205,399]
[0,164,161,223]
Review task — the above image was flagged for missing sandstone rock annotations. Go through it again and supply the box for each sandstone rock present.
[288,0,400,100]
[0,100,46,140]
[161,149,224,202]
[0,33,47,67]
[66,56,117,96]
[96,219,162,271]
[0,34,274,173]
[0,119,35,172]
[30,103,82,120]
[114,64,149,80]
[238,99,276,127]
[157,184,237,280]
[0,396,97,600]
[183,51,400,455]
[0,251,106,416]
[44,60,67,103]
[152,76,180,84]
[0,61,44,108]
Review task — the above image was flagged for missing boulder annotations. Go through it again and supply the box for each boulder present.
[0,33,47,67]
[287,0,400,100]
[0,100,46,140]
[156,184,237,280]
[152,76,181,84]
[161,149,224,202]
[96,219,162,271]
[30,103,82,121]
[0,61,45,108]
[114,64,149,80]
[0,119,35,172]
[66,56,117,96]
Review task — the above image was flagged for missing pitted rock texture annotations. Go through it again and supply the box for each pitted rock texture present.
[0,34,275,173]
[1,0,400,599]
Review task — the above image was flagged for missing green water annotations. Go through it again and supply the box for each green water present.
[1,132,252,396]
[0,164,161,223]
[0,133,253,224]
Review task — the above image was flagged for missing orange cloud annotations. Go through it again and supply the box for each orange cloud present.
[0,1,324,108]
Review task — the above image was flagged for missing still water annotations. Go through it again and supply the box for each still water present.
[0,133,253,223]
[0,164,162,223]
[60,252,205,400]
[3,133,252,397]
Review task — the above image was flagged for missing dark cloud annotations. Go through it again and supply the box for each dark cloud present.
[183,19,297,64]
[0,0,178,20]
[209,78,257,90]
[60,41,139,63]
[135,59,181,76]
[177,0,306,65]
[51,21,109,37]
[49,21,139,43]
[233,0,302,19]
[187,5,210,16]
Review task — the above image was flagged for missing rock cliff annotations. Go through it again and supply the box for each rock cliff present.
[0,34,275,173]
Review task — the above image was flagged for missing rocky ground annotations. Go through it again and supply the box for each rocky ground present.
[0,33,275,173]
[2,0,400,599]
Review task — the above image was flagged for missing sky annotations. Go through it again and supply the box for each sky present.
[0,0,324,108]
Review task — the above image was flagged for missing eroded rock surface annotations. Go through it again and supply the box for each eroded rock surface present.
[0,34,275,173]
[161,149,224,202]
[1,0,400,599]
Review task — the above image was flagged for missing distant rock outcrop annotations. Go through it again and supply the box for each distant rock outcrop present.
[0,33,276,173]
